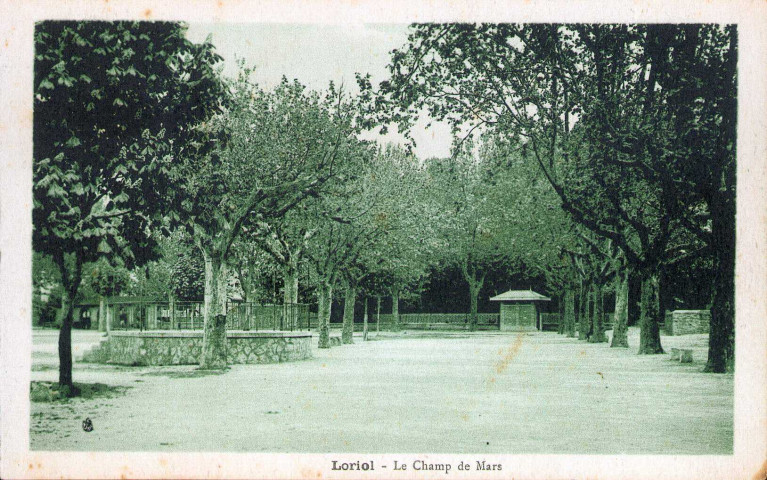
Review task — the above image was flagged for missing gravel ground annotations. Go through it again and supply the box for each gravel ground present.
[29,327,733,454]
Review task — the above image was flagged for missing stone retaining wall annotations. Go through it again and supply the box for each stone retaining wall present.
[82,330,312,366]
[664,310,711,336]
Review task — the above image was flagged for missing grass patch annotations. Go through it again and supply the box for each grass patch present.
[30,381,130,402]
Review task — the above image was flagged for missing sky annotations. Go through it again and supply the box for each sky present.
[185,23,453,160]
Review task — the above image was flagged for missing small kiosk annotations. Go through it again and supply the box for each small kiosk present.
[489,289,551,331]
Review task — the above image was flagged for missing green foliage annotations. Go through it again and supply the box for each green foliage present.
[33,253,60,290]
[84,259,129,297]
[177,68,367,263]
[37,286,63,326]
[304,143,428,297]
[178,64,382,307]
[122,230,205,300]
[33,21,226,268]
[230,242,281,303]
[355,144,434,293]
[33,20,227,384]
[371,23,734,274]
[171,247,205,301]
[426,141,507,276]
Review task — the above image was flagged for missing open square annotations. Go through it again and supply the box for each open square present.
[30,328,732,454]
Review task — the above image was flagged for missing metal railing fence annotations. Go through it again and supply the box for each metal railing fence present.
[227,303,310,331]
[105,300,309,332]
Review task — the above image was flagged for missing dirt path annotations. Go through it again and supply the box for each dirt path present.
[30,328,733,453]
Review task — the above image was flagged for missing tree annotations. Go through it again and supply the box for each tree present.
[360,145,435,333]
[425,133,572,331]
[570,233,624,344]
[646,25,737,372]
[304,144,414,348]
[423,143,509,330]
[565,25,734,360]
[229,239,279,304]
[372,24,734,364]
[236,203,324,333]
[84,258,129,331]
[122,230,205,302]
[245,211,313,307]
[337,149,430,344]
[610,252,631,348]
[178,72,362,367]
[32,253,61,326]
[482,133,585,338]
[33,21,226,392]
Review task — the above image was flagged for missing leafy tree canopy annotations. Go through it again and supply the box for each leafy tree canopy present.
[34,21,226,268]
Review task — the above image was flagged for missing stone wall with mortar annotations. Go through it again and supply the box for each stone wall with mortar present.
[664,310,711,336]
[82,331,312,366]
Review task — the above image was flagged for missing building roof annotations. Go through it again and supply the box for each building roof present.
[489,290,551,302]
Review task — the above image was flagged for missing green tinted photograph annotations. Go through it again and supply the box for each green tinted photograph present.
[29,21,735,456]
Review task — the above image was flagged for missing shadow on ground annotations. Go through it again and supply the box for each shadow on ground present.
[30,381,132,403]
[140,368,230,379]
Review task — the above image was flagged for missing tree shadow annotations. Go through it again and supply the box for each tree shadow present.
[30,381,132,402]
[141,368,229,379]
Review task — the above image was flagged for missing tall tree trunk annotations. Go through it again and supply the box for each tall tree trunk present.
[283,260,299,304]
[236,265,249,304]
[55,252,82,394]
[57,287,75,391]
[628,271,641,327]
[468,280,481,331]
[282,259,299,329]
[169,294,175,330]
[465,271,485,332]
[376,295,381,335]
[200,251,229,369]
[342,283,356,344]
[557,292,566,334]
[611,268,630,348]
[638,270,664,354]
[578,282,590,340]
[657,268,672,332]
[705,188,736,372]
[98,295,106,332]
[317,280,333,349]
[570,287,583,337]
[705,26,736,373]
[363,296,369,341]
[565,289,577,337]
[391,289,400,332]
[217,258,229,314]
[589,281,607,343]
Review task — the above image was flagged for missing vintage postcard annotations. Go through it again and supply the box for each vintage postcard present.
[1,0,765,479]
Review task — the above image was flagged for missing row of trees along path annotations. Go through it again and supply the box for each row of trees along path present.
[34,22,736,393]
[366,23,736,372]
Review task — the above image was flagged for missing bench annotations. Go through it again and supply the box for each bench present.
[670,348,693,363]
